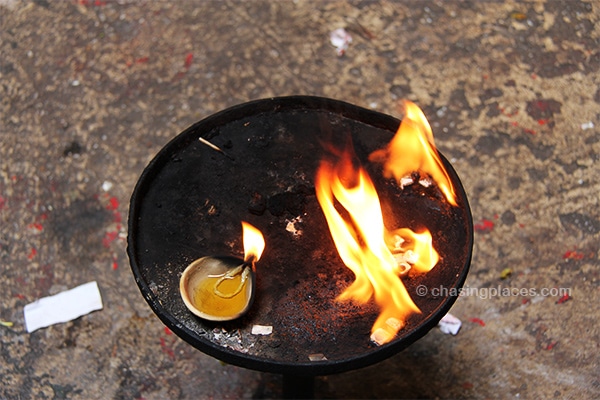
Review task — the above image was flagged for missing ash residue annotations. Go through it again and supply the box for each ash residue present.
[273,269,378,351]
[210,328,257,353]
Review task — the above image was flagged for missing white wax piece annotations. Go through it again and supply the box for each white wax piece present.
[24,281,103,333]
[308,353,328,361]
[370,328,392,346]
[251,325,273,335]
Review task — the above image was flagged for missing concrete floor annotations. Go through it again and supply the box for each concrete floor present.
[1,0,599,398]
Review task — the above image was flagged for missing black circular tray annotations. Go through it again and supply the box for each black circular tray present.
[127,96,473,375]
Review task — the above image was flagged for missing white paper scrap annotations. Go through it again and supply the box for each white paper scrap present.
[438,313,462,335]
[251,325,273,335]
[24,281,103,333]
[101,180,113,192]
[329,28,352,56]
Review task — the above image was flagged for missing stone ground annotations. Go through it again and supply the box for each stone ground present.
[1,0,599,399]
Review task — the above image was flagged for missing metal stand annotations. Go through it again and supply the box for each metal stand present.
[282,375,315,399]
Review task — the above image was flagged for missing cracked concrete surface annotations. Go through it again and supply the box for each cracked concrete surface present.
[1,1,599,398]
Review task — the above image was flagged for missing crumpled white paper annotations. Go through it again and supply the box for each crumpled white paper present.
[438,312,462,335]
[24,281,103,333]
[329,28,352,56]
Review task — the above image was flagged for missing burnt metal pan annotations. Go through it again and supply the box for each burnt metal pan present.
[127,96,473,376]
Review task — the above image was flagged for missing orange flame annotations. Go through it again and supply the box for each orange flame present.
[315,147,424,345]
[315,101,451,345]
[369,100,457,206]
[241,221,265,263]
[388,228,439,274]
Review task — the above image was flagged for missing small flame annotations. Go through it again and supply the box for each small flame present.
[388,228,439,274]
[315,147,425,345]
[241,221,265,263]
[369,100,457,206]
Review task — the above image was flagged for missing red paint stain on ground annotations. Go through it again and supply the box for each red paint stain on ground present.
[102,231,119,248]
[545,341,557,350]
[27,248,37,260]
[28,222,44,231]
[106,196,119,211]
[184,53,193,69]
[474,219,495,233]
[556,294,572,304]
[563,249,585,260]
[469,318,486,327]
